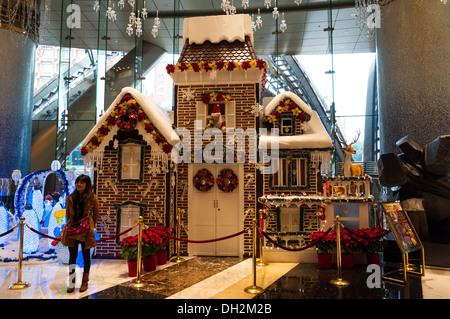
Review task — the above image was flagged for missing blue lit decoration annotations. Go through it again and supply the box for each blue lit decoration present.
[14,169,69,218]
[42,197,54,227]
[0,202,10,246]
[31,186,44,222]
[22,204,40,254]
[47,201,64,251]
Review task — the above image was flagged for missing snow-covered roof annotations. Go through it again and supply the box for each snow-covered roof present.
[81,87,180,153]
[182,14,253,47]
[259,91,333,150]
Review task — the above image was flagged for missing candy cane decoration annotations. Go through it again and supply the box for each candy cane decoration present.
[105,179,119,194]
[143,180,159,197]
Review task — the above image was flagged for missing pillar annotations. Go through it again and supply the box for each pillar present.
[376,0,450,154]
[0,0,39,177]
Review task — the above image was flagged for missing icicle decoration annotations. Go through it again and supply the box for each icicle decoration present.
[294,0,302,5]
[242,0,249,9]
[264,0,271,9]
[118,0,125,10]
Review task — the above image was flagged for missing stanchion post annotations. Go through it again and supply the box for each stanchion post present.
[130,216,145,288]
[244,218,264,294]
[170,208,185,264]
[9,217,30,290]
[256,210,269,267]
[330,215,350,287]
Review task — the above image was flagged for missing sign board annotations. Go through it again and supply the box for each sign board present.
[380,202,423,254]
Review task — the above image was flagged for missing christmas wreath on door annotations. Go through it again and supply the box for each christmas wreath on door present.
[193,169,215,192]
[217,169,239,193]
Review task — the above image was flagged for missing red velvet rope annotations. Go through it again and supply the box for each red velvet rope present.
[143,228,171,246]
[26,224,135,243]
[259,227,333,252]
[146,227,247,243]
[0,225,18,238]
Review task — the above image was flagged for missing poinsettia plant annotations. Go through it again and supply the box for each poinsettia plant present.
[120,235,139,261]
[356,227,388,254]
[309,231,336,254]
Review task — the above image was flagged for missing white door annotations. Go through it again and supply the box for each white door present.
[190,163,242,256]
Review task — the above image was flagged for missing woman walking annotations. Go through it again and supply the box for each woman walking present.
[62,174,99,293]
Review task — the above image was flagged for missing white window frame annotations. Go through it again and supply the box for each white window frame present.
[196,101,236,129]
[119,204,140,241]
[119,142,143,182]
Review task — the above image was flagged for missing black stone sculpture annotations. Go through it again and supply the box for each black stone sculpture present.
[378,135,450,243]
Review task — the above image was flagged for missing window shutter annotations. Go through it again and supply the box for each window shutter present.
[196,101,207,128]
[225,101,236,128]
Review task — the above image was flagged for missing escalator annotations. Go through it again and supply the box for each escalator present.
[30,42,166,171]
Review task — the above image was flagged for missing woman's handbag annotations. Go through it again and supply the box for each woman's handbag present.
[65,216,90,240]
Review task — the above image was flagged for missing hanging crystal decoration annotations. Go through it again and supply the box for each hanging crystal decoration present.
[280,12,287,33]
[128,0,135,7]
[242,0,249,9]
[126,23,134,36]
[229,0,237,15]
[106,1,117,21]
[251,14,257,31]
[93,0,100,12]
[118,0,125,10]
[221,0,231,13]
[256,8,263,29]
[135,12,143,37]
[272,0,279,19]
[129,11,136,25]
[264,0,271,9]
[294,0,302,5]
[141,1,148,19]
[151,11,160,38]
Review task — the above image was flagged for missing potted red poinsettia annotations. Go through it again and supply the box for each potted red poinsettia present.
[142,231,157,272]
[120,235,140,276]
[340,229,360,269]
[309,231,336,269]
[148,226,172,265]
[358,227,388,265]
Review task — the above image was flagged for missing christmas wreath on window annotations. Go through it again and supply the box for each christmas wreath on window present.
[216,169,239,193]
[193,169,215,192]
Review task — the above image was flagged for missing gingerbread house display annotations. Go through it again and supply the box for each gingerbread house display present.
[80,87,180,257]
[258,92,374,261]
[167,14,267,257]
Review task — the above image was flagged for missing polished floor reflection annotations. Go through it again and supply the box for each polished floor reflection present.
[0,255,449,299]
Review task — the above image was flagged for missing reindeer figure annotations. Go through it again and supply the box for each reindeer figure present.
[334,130,364,177]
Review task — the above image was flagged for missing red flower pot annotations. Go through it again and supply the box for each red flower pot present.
[127,260,138,277]
[366,253,381,266]
[341,254,355,269]
[317,253,332,269]
[143,255,158,272]
[156,250,168,265]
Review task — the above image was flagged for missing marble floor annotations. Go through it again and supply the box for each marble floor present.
[0,254,449,300]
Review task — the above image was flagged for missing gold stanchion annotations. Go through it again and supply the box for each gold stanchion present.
[256,210,268,267]
[9,217,30,290]
[170,208,185,264]
[244,218,264,294]
[329,216,350,287]
[129,216,145,288]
